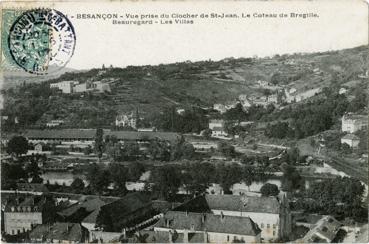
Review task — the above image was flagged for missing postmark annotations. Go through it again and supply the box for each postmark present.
[7,8,76,75]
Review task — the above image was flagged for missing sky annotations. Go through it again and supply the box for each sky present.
[4,0,369,70]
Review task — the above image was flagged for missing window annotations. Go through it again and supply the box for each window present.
[267,224,270,229]
[227,236,229,241]
[261,223,264,228]
[273,231,276,236]
[273,224,276,229]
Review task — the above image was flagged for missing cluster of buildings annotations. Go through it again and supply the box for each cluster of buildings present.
[2,189,296,243]
[340,113,367,149]
[50,80,111,94]
[213,85,322,115]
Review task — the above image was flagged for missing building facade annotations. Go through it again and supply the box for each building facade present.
[154,211,261,243]
[50,81,74,94]
[342,113,368,133]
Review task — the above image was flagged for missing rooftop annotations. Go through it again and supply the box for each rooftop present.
[29,222,86,242]
[174,195,281,214]
[342,133,360,141]
[16,183,49,193]
[302,216,342,243]
[155,211,261,236]
[106,131,180,142]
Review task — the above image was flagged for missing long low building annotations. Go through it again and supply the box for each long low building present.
[21,129,180,146]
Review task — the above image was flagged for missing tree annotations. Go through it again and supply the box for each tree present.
[171,136,195,160]
[260,183,280,196]
[281,163,303,192]
[202,129,212,139]
[71,178,85,193]
[218,141,235,158]
[6,136,28,157]
[109,163,128,196]
[87,164,110,194]
[151,165,181,200]
[94,128,104,159]
[26,158,43,183]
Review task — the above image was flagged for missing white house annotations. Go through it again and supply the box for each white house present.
[50,81,74,94]
[46,120,64,127]
[209,119,228,137]
[341,113,368,133]
[341,134,360,148]
[115,114,137,128]
[213,104,227,114]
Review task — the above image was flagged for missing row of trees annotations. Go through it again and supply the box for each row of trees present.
[149,162,274,200]
[294,177,367,222]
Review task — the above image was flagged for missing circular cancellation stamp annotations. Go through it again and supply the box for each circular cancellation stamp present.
[7,8,76,75]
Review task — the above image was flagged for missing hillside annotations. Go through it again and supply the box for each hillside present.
[1,45,368,128]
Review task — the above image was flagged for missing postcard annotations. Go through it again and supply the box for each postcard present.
[0,0,368,243]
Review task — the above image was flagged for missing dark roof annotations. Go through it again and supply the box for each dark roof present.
[105,131,180,142]
[29,222,85,242]
[24,129,96,140]
[97,192,152,231]
[4,195,48,212]
[175,195,280,214]
[57,198,109,219]
[99,192,151,218]
[135,230,206,243]
[155,211,261,236]
[16,183,49,193]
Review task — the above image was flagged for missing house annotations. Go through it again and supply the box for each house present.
[208,120,228,137]
[50,81,74,94]
[341,113,368,133]
[173,194,291,241]
[46,120,64,127]
[213,104,227,114]
[29,222,89,243]
[74,82,89,93]
[299,216,342,243]
[34,143,43,152]
[239,95,253,109]
[188,140,218,152]
[115,113,137,128]
[91,81,111,93]
[3,195,55,235]
[153,211,261,243]
[341,134,360,148]
[339,87,348,95]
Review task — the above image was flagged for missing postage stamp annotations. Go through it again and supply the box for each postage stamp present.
[4,8,76,75]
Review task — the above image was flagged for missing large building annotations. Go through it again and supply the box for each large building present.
[23,129,180,146]
[174,194,291,242]
[3,195,55,235]
[50,81,74,94]
[341,113,368,133]
[153,211,261,243]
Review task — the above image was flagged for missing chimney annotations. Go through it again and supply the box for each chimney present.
[183,229,188,243]
[201,214,206,224]
[185,211,188,216]
[168,230,173,243]
[203,229,208,243]
[66,224,70,233]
